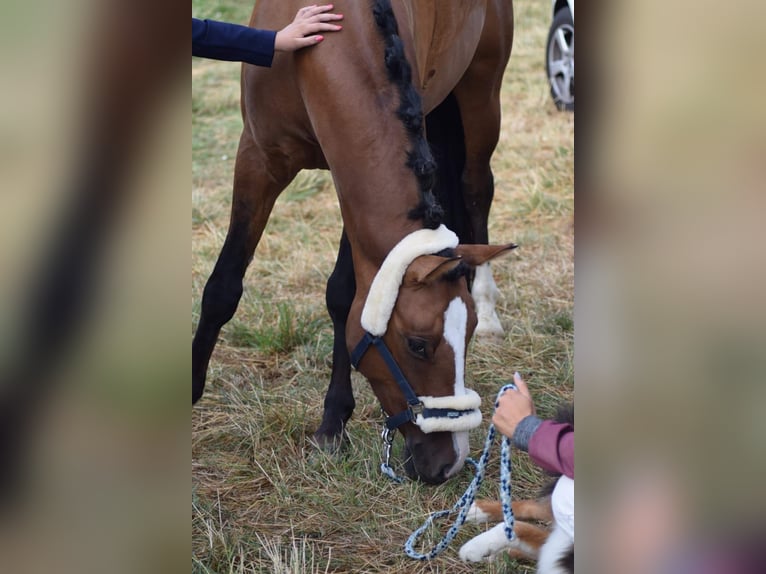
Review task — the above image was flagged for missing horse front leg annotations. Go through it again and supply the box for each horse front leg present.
[313,230,356,451]
[425,89,504,341]
[192,132,295,403]
[462,165,505,341]
[452,93,505,341]
[455,77,513,338]
[450,1,513,342]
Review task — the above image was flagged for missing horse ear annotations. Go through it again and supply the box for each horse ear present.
[405,255,464,286]
[454,243,517,267]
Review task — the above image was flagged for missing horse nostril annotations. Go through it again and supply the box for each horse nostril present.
[444,458,464,479]
[415,463,451,485]
[405,441,456,484]
[434,462,453,484]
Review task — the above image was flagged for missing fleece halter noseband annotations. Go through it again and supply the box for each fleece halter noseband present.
[350,225,483,434]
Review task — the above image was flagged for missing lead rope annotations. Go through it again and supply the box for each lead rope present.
[401,384,517,560]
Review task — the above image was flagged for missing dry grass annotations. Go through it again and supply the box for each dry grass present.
[192,1,573,572]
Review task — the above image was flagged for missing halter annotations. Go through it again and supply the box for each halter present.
[351,225,483,437]
[350,332,482,433]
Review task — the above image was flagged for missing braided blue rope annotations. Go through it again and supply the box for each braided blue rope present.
[381,463,404,483]
[403,384,517,560]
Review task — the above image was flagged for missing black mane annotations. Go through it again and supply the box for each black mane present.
[371,0,443,229]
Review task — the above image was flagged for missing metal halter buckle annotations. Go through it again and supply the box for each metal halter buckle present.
[408,401,424,419]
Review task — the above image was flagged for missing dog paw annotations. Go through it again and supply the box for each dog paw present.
[459,523,509,562]
[465,502,493,524]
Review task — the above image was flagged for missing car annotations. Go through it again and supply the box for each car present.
[546,0,574,111]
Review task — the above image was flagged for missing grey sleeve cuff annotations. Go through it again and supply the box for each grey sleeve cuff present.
[512,415,543,452]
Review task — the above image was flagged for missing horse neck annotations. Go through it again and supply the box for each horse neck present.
[293,3,435,286]
[346,217,425,290]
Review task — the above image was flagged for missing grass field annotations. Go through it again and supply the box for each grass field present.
[192,1,574,572]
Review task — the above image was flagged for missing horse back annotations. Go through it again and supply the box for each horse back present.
[394,1,487,104]
[393,0,512,113]
[237,0,511,168]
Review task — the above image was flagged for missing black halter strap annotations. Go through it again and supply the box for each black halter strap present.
[350,332,424,430]
[351,331,480,431]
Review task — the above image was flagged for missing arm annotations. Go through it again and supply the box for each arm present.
[192,6,343,66]
[513,416,574,479]
[192,18,277,67]
[492,373,574,478]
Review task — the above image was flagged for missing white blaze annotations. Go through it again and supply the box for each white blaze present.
[442,297,469,477]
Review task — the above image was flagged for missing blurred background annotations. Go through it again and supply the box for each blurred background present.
[1,0,764,572]
[578,0,766,571]
[0,0,188,573]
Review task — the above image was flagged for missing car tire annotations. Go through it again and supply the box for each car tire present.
[546,7,574,111]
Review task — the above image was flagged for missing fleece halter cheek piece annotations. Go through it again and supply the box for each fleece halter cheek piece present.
[350,225,483,434]
[361,225,458,336]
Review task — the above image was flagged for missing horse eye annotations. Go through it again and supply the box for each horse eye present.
[406,338,429,359]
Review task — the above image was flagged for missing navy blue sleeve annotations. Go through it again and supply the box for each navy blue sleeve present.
[192,18,276,67]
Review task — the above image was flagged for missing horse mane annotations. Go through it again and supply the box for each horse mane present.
[372,0,444,229]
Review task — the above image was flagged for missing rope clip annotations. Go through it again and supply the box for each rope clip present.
[381,426,395,464]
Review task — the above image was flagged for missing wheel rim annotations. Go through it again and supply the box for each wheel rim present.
[548,22,574,105]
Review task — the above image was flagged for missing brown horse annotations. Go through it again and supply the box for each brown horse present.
[192,0,515,484]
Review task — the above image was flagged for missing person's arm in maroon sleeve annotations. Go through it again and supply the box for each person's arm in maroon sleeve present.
[522,418,573,478]
[492,372,574,478]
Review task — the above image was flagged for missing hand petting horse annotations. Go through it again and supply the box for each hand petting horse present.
[192,0,516,485]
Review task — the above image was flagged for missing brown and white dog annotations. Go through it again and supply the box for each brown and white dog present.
[459,482,574,572]
[459,406,574,573]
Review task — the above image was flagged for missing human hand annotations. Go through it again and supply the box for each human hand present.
[491,373,536,439]
[274,4,344,52]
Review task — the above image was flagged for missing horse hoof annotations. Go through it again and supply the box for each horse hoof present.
[311,430,347,454]
[473,323,505,343]
[474,307,505,342]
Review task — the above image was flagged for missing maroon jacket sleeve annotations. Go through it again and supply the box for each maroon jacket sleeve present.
[527,420,574,479]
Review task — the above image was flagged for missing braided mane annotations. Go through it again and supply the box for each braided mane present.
[371,0,443,229]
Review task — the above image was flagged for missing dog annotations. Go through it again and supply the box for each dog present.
[459,405,574,573]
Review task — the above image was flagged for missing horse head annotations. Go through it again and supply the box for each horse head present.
[348,225,516,484]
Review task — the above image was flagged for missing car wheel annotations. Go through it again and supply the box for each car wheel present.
[546,7,574,111]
